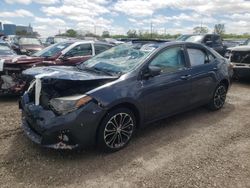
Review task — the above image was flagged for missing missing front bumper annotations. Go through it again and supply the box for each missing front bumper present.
[22,118,78,150]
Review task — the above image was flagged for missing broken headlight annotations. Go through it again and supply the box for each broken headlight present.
[49,95,92,115]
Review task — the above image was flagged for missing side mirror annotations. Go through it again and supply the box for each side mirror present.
[142,66,161,79]
[59,54,69,61]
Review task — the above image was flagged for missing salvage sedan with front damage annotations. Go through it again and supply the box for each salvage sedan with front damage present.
[20,41,233,152]
[225,39,250,79]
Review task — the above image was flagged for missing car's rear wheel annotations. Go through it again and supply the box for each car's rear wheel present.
[97,108,136,152]
[208,83,227,110]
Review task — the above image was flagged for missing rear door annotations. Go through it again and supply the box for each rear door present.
[186,45,218,105]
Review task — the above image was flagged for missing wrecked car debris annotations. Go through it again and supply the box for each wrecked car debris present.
[0,41,113,95]
[225,40,250,79]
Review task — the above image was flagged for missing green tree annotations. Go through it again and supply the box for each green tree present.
[102,31,110,38]
[16,30,28,36]
[214,24,225,35]
[193,26,209,34]
[127,30,137,38]
[66,29,77,37]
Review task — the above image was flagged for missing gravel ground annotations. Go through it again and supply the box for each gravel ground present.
[0,81,250,188]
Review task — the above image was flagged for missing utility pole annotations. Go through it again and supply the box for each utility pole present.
[150,21,153,38]
[94,25,96,35]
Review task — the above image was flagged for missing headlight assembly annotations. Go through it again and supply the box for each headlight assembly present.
[49,95,92,115]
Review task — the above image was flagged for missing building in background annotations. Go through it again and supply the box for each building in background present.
[1,23,33,36]
[16,24,33,34]
[3,24,16,35]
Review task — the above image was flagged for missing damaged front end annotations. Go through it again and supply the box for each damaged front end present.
[20,68,118,149]
[229,49,250,79]
[0,64,29,95]
[0,57,43,95]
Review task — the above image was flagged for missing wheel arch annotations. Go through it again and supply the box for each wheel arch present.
[219,79,229,91]
[95,101,142,145]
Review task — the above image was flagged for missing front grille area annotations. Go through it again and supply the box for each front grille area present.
[230,51,250,64]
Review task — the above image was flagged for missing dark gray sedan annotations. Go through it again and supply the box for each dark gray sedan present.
[20,41,233,152]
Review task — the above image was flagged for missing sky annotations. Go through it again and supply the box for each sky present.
[1,0,250,37]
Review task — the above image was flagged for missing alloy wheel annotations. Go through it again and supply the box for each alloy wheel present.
[214,85,227,109]
[104,113,134,149]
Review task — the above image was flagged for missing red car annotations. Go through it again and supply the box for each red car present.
[0,40,113,95]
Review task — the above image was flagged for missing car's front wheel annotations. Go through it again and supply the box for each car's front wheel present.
[97,108,136,152]
[208,83,227,110]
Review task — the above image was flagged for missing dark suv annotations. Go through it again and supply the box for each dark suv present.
[20,41,233,152]
[177,34,226,56]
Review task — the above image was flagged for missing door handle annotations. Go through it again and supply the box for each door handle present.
[180,74,192,80]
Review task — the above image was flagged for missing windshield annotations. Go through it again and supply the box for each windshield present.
[243,39,250,46]
[19,38,41,45]
[78,43,159,75]
[0,43,15,55]
[184,35,204,42]
[32,42,72,57]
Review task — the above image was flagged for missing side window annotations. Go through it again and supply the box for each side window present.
[65,44,92,57]
[150,47,186,73]
[187,48,210,66]
[95,44,111,55]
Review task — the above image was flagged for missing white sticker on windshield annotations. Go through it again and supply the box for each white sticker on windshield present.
[140,44,157,52]
[0,59,4,71]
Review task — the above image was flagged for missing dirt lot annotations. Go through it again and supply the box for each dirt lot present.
[0,82,250,188]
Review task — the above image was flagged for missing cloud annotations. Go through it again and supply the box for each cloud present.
[42,0,110,19]
[0,9,34,17]
[5,0,59,5]
[113,0,250,17]
[3,0,250,35]
[34,17,66,26]
[0,20,13,24]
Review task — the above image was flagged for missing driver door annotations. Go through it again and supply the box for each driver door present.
[139,45,192,122]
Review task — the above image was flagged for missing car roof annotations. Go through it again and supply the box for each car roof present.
[157,41,207,49]
[60,40,113,46]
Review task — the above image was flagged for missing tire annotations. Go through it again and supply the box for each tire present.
[97,108,136,152]
[208,83,227,111]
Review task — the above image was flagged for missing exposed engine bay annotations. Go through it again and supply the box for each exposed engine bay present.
[230,51,250,64]
[28,78,111,111]
[0,70,28,95]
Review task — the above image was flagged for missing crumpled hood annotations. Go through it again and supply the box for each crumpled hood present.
[227,45,250,51]
[0,55,43,64]
[23,66,119,81]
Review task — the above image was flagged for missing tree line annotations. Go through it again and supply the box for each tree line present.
[56,24,250,39]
